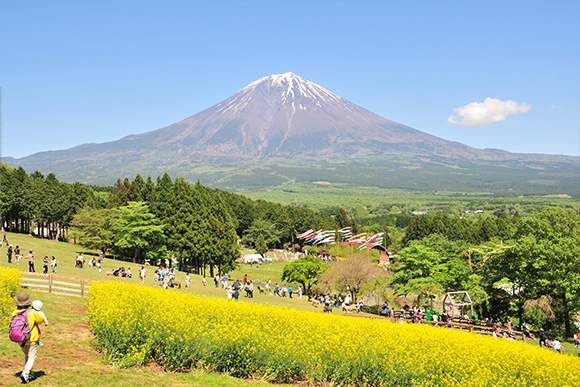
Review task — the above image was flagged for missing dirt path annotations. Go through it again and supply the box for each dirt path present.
[1,296,117,386]
[1,294,286,387]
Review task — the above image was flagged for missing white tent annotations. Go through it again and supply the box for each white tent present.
[244,254,263,263]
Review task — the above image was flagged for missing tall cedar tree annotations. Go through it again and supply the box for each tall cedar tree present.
[164,178,206,273]
[195,182,239,276]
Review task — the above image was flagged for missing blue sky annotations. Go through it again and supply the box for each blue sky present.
[1,0,579,159]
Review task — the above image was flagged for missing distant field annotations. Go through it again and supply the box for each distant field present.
[233,181,580,215]
[190,155,580,201]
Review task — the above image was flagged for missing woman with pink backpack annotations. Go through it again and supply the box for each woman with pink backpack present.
[9,292,48,384]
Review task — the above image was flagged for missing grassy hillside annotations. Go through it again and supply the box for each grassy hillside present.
[2,232,580,386]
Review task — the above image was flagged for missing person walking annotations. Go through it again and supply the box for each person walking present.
[50,256,57,274]
[14,245,21,265]
[27,251,35,272]
[42,256,49,274]
[539,328,549,348]
[139,266,146,285]
[11,292,47,384]
[7,244,13,263]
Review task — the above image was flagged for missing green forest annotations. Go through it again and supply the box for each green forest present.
[1,163,579,338]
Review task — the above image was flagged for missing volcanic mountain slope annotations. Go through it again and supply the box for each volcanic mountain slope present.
[129,72,472,158]
[13,72,477,163]
[3,72,578,193]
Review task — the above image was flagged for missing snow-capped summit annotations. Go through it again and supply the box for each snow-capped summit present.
[129,72,451,157]
[239,72,344,108]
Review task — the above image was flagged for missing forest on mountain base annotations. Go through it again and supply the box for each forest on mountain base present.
[1,162,579,337]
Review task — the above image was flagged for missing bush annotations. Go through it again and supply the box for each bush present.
[0,267,21,330]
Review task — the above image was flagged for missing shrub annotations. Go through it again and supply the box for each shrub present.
[0,267,21,330]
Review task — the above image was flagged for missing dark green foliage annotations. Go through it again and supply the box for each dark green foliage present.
[485,208,580,336]
[402,213,515,246]
[198,181,239,274]
[70,207,116,254]
[162,179,239,275]
[110,201,165,263]
[0,164,95,238]
[163,178,203,271]
[255,234,268,255]
[242,218,283,249]
[281,256,326,295]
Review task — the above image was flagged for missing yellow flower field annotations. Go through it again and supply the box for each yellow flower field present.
[87,282,580,386]
[0,266,21,330]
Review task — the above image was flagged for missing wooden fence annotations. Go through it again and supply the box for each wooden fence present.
[347,312,527,342]
[21,272,90,298]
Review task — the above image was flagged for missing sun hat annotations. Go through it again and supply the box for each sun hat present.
[15,292,32,307]
[32,300,43,311]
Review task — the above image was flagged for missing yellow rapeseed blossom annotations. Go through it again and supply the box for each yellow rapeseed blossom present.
[87,281,580,386]
[0,266,21,330]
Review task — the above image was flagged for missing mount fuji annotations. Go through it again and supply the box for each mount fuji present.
[3,73,578,194]
[125,72,469,158]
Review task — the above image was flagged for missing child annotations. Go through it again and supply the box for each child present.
[185,273,191,288]
[32,300,49,346]
[552,337,564,354]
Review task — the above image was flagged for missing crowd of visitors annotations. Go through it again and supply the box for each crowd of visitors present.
[153,266,180,289]
[5,242,60,275]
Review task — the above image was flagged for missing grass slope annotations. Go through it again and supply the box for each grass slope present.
[1,231,579,386]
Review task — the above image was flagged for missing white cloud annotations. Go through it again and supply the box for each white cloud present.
[448,97,531,128]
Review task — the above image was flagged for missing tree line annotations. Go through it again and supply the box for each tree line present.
[0,165,338,275]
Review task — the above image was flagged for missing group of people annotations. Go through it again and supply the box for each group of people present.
[77,253,105,274]
[6,244,60,275]
[6,244,21,264]
[154,266,178,289]
[225,274,255,301]
[41,256,57,274]
[74,253,85,268]
[392,305,572,354]
[271,282,301,299]
[6,245,37,272]
[538,328,566,353]
[307,293,361,313]
[112,266,132,278]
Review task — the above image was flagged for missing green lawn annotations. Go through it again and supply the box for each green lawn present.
[0,232,327,312]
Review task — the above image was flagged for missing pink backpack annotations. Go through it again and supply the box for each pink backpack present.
[8,309,31,346]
